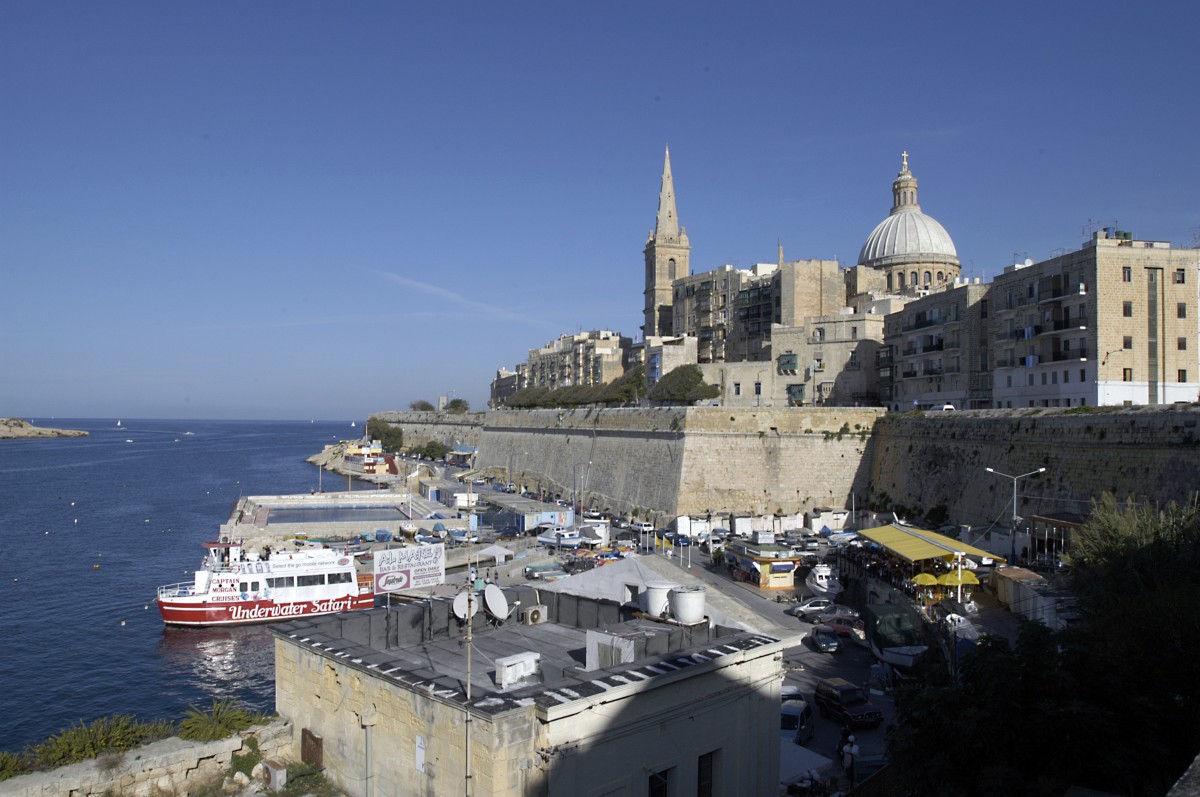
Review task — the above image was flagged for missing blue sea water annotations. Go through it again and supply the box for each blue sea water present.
[0,419,358,753]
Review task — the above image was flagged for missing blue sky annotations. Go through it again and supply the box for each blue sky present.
[4,2,1198,421]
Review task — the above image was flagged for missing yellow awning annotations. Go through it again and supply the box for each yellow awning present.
[853,524,1006,565]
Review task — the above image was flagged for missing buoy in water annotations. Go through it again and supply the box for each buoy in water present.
[119,620,126,626]
[93,564,100,569]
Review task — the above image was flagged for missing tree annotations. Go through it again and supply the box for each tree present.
[409,400,435,412]
[647,364,720,405]
[365,417,403,453]
[446,398,470,414]
[887,493,1200,796]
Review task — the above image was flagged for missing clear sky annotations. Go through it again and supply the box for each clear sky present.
[4,2,1198,421]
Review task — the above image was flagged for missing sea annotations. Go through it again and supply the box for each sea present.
[0,418,360,753]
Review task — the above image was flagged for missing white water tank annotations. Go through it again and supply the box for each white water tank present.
[669,585,707,625]
[643,581,675,616]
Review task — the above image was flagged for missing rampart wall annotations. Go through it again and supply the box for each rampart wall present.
[869,405,1200,526]
[373,410,484,449]
[373,405,1200,528]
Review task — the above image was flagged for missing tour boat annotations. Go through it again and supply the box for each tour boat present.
[156,540,374,627]
[805,564,843,597]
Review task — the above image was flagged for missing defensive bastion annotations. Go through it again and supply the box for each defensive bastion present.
[376,405,1200,527]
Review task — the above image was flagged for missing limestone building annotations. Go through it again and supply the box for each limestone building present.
[272,590,791,797]
[990,229,1199,408]
[669,264,756,363]
[724,255,843,363]
[884,281,992,410]
[644,146,690,339]
[772,312,887,407]
[488,368,519,409]
[515,330,632,392]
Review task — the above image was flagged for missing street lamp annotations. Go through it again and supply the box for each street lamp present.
[985,466,1046,564]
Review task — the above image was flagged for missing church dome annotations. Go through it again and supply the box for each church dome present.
[857,153,959,269]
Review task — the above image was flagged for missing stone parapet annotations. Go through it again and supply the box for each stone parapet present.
[0,721,291,797]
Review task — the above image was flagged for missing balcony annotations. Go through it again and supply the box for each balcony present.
[1050,348,1089,362]
[900,370,918,379]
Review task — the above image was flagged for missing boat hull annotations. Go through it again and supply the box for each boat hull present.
[158,591,374,627]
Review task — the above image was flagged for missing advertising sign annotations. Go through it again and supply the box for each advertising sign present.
[373,544,446,593]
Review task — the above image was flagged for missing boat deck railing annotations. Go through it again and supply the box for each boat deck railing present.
[157,582,197,599]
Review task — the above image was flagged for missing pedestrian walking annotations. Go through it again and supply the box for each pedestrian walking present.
[842,735,859,785]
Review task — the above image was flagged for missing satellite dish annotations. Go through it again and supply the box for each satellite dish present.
[452,591,478,620]
[483,583,509,620]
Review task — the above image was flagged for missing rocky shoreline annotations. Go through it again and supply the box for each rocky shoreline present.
[0,418,89,439]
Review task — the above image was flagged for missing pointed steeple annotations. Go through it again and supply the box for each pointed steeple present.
[891,149,920,214]
[655,146,681,242]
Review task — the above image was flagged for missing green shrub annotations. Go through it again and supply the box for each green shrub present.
[27,715,173,772]
[178,699,266,743]
[0,750,29,781]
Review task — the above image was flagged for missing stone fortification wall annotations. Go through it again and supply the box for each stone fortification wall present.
[372,411,484,449]
[476,407,883,525]
[869,405,1200,526]
[0,721,291,797]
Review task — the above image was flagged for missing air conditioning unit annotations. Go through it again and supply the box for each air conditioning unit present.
[521,605,548,625]
[262,759,288,790]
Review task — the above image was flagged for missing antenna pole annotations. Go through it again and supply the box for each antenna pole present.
[465,572,474,796]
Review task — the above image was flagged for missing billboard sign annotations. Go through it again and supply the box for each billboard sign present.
[373,544,446,593]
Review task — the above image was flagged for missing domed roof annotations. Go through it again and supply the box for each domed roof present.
[857,153,959,268]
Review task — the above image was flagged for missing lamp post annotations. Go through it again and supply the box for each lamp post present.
[985,466,1046,564]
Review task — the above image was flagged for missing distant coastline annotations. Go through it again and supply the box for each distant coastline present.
[0,418,89,439]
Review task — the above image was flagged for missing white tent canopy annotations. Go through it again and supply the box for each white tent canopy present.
[477,544,514,565]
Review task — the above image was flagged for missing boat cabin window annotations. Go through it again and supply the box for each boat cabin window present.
[267,576,295,589]
[239,581,260,592]
[327,572,353,585]
[297,574,325,588]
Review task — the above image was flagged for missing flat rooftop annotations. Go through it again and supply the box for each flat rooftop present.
[271,587,782,718]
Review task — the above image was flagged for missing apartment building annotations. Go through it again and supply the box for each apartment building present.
[990,231,1198,408]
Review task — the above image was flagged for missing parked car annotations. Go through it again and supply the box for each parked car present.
[820,616,866,641]
[780,699,815,744]
[808,625,841,653]
[811,604,861,624]
[785,596,835,620]
[813,677,883,728]
[631,521,654,533]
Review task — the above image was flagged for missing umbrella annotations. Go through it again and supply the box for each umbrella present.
[910,573,939,586]
[937,570,979,586]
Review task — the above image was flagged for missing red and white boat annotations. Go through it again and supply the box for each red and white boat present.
[157,540,375,626]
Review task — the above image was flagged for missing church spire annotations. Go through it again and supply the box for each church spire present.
[891,149,920,214]
[655,145,681,242]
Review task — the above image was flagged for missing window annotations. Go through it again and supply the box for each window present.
[1052,371,1058,384]
[1080,368,1087,382]
[697,751,717,797]
[1179,338,1188,351]
[1123,301,1133,317]
[1041,373,1047,385]
[297,574,325,587]
[649,767,673,797]
[733,383,741,396]
[1123,336,1133,350]
[1006,375,1012,388]
[268,576,295,589]
[327,572,353,584]
[1122,266,1132,282]
[1176,269,1187,284]
[754,382,762,396]
[1180,370,1189,383]
[851,326,857,340]
[1063,370,1070,383]
[1179,303,1188,319]
[1122,368,1133,382]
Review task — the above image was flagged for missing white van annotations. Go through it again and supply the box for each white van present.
[780,699,814,744]
[631,521,654,533]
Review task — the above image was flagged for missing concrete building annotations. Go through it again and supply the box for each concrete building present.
[489,368,520,409]
[644,146,691,339]
[884,281,992,410]
[772,312,886,407]
[669,264,753,363]
[643,334,699,389]
[725,256,844,364]
[516,330,632,392]
[272,589,791,797]
[990,230,1200,408]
